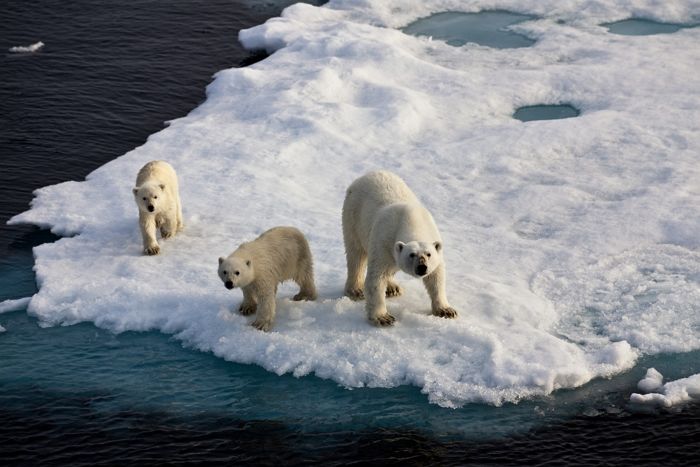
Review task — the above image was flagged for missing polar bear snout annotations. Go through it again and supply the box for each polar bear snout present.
[416,264,428,276]
[147,204,155,212]
[225,280,234,289]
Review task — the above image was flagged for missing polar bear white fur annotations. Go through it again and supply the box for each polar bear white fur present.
[218,226,317,332]
[342,171,458,326]
[132,160,183,255]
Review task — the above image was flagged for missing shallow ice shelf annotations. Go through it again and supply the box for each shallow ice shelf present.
[603,19,697,36]
[513,104,580,122]
[402,11,536,48]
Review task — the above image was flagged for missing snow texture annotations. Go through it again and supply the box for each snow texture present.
[631,370,700,408]
[8,0,700,407]
[637,367,664,392]
[9,41,44,53]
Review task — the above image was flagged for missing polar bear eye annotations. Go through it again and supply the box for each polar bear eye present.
[154,196,158,199]
[235,271,240,276]
[409,253,416,258]
[222,271,227,275]
[426,253,431,258]
[142,197,147,201]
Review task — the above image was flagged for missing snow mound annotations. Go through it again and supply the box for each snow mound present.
[8,0,700,407]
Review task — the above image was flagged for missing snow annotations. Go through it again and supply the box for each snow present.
[631,369,700,408]
[637,367,663,392]
[9,41,44,53]
[8,0,700,407]
[0,297,32,314]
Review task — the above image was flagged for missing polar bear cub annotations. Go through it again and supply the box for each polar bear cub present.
[342,171,458,326]
[218,226,317,332]
[133,160,183,255]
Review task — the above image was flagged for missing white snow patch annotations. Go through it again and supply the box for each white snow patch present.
[631,371,700,408]
[637,367,664,392]
[8,0,700,407]
[0,297,32,314]
[9,41,44,53]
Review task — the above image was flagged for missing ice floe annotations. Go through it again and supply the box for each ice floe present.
[8,0,700,406]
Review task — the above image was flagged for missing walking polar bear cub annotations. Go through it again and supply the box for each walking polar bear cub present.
[133,160,183,255]
[342,171,458,326]
[218,226,317,332]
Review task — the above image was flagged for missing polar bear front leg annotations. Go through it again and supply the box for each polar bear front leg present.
[364,257,396,326]
[139,212,160,255]
[175,194,184,232]
[252,291,276,332]
[423,263,458,318]
[239,286,257,315]
[160,214,177,239]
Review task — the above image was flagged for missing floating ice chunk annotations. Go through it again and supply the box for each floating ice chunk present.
[637,368,663,392]
[0,297,32,314]
[630,371,700,407]
[9,41,44,53]
[0,324,5,333]
[9,0,700,407]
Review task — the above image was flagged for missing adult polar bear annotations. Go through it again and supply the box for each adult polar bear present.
[342,171,458,326]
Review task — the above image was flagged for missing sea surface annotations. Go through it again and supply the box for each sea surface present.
[1,1,699,464]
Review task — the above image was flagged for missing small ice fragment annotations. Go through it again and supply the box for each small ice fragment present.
[0,297,31,314]
[9,41,44,53]
[637,368,664,392]
[0,324,6,333]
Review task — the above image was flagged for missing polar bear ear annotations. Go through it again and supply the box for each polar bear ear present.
[434,241,442,252]
[159,184,166,190]
[246,260,251,267]
[394,241,405,255]
[132,187,138,195]
[218,257,224,265]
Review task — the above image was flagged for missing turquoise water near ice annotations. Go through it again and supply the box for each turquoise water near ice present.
[604,19,698,36]
[514,104,580,122]
[2,244,699,442]
[402,11,536,48]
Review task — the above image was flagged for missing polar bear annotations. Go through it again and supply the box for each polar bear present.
[218,226,317,332]
[342,171,458,326]
[132,160,183,255]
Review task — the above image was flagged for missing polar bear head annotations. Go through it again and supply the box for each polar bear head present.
[218,255,255,290]
[133,182,167,214]
[393,241,442,278]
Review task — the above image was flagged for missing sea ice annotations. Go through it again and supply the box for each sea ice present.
[9,0,700,407]
[9,41,44,53]
[0,297,32,314]
[630,370,700,408]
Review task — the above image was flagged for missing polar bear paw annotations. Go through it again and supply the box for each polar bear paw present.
[345,287,365,301]
[433,306,458,319]
[385,282,402,298]
[160,227,174,239]
[293,291,316,301]
[252,318,272,332]
[239,302,257,315]
[144,244,160,256]
[372,313,396,327]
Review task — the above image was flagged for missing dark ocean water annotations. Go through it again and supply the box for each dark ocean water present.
[1,1,699,465]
